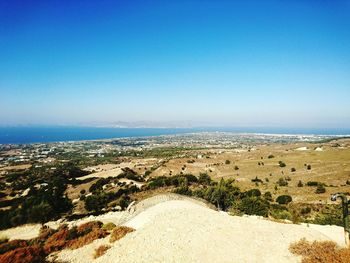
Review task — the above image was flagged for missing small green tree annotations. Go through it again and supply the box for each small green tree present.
[276,195,292,205]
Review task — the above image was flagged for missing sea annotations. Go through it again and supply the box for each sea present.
[0,126,350,145]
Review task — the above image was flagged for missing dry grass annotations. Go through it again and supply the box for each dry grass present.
[0,245,45,263]
[43,221,107,252]
[289,238,350,263]
[43,227,69,254]
[102,222,116,231]
[150,142,350,203]
[109,226,135,243]
[66,228,108,249]
[0,239,28,254]
[93,245,111,259]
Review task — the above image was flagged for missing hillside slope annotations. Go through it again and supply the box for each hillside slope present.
[55,195,345,263]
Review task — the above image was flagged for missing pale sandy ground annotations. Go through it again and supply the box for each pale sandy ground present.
[0,194,346,262]
[0,224,42,241]
[54,195,346,263]
[79,167,124,180]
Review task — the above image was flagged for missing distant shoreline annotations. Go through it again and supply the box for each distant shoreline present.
[1,126,350,145]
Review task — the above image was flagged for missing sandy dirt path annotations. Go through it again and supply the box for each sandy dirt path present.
[56,197,345,263]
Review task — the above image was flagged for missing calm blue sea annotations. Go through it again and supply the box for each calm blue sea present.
[0,126,349,144]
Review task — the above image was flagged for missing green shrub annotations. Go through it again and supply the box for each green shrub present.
[225,160,231,165]
[300,207,311,215]
[198,173,211,185]
[306,164,311,170]
[279,161,286,167]
[268,155,274,159]
[276,195,292,205]
[306,181,319,186]
[291,167,296,172]
[234,165,239,170]
[239,197,270,217]
[173,186,192,196]
[271,209,292,220]
[315,184,326,194]
[297,180,303,187]
[313,213,341,226]
[245,189,261,197]
[263,191,273,201]
[102,222,116,231]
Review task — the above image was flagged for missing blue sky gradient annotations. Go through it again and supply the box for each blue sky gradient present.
[1,0,349,128]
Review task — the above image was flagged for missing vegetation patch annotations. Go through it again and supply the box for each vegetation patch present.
[110,226,135,243]
[289,238,350,263]
[94,245,111,259]
[0,221,108,262]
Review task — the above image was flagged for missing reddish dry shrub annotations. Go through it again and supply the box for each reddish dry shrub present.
[93,245,111,259]
[43,227,69,254]
[77,221,103,234]
[289,238,350,263]
[66,228,108,249]
[109,226,135,243]
[0,240,28,255]
[0,245,45,263]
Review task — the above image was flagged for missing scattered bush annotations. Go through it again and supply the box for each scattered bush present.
[251,177,263,183]
[300,207,311,215]
[276,195,292,205]
[239,197,270,217]
[102,222,116,231]
[198,173,211,185]
[271,209,292,221]
[278,161,286,167]
[66,228,108,249]
[117,168,144,182]
[110,226,135,243]
[89,178,111,193]
[225,160,231,165]
[289,238,350,263]
[0,245,45,263]
[0,239,28,255]
[43,226,69,253]
[234,165,239,170]
[94,245,111,259]
[306,181,319,187]
[306,164,311,170]
[277,178,288,187]
[291,167,296,172]
[315,184,326,194]
[268,155,274,159]
[245,189,261,197]
[297,180,304,187]
[263,191,273,201]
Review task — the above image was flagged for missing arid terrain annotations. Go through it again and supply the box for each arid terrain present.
[0,133,349,262]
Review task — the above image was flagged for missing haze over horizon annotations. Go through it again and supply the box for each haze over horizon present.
[1,1,350,128]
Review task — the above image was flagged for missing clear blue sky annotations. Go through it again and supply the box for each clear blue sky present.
[1,0,349,128]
